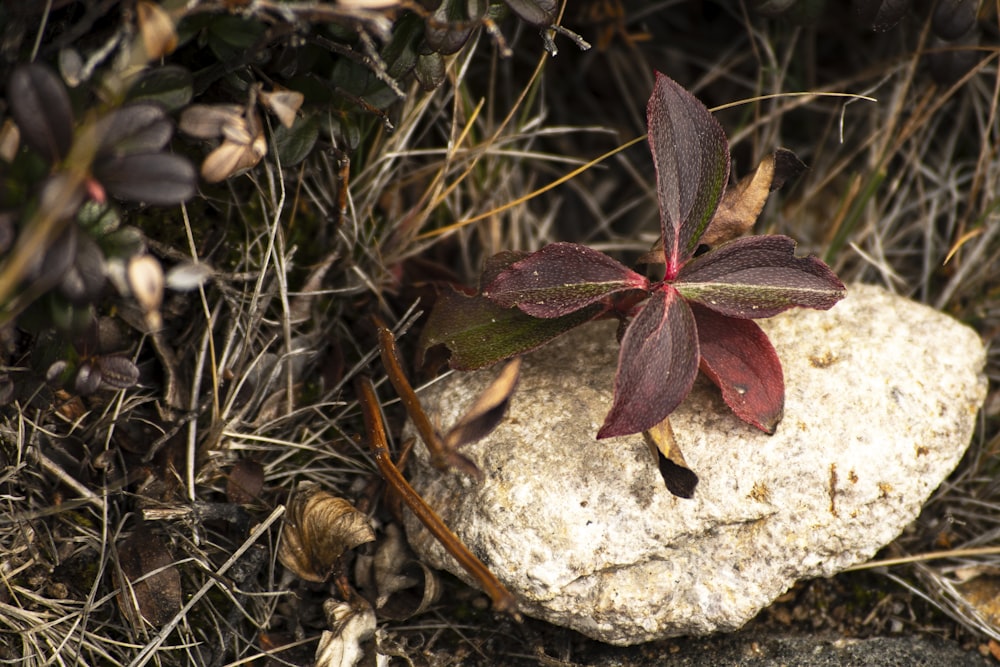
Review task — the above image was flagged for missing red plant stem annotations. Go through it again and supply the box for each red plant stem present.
[354,375,520,618]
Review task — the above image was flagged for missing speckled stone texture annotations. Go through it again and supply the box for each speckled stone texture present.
[403,284,987,645]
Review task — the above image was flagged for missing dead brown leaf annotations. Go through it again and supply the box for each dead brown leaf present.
[278,483,375,583]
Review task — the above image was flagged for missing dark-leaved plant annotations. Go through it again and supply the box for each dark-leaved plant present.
[421,73,845,494]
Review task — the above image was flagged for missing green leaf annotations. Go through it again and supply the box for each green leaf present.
[125,65,193,112]
[419,288,602,370]
[647,72,730,277]
[273,114,319,167]
[674,235,846,318]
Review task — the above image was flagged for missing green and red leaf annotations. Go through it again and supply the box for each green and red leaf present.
[419,288,602,370]
[647,73,730,278]
[598,287,699,439]
[483,242,649,318]
[674,235,846,318]
[691,303,784,433]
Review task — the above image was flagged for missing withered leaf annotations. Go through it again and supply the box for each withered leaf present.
[278,483,375,583]
[116,527,182,628]
[179,104,245,139]
[137,0,178,60]
[258,88,304,129]
[315,597,377,667]
[699,149,804,248]
[367,524,440,620]
[643,417,698,498]
[226,459,264,505]
[444,358,521,450]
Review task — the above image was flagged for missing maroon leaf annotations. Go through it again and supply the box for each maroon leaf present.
[598,287,699,439]
[483,242,648,318]
[479,250,529,290]
[7,63,74,162]
[94,153,196,205]
[419,288,602,370]
[674,235,846,318]
[691,303,784,433]
[647,72,730,278]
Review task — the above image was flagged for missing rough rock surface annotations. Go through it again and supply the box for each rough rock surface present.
[403,284,987,645]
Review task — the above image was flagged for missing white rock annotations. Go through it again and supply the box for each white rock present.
[403,284,987,645]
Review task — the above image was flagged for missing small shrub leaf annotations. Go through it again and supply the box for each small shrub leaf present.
[94,153,196,205]
[272,114,319,167]
[504,0,557,26]
[598,287,699,439]
[647,72,730,277]
[125,65,193,112]
[95,103,173,157]
[419,289,601,370]
[96,355,141,389]
[692,303,784,433]
[675,235,846,318]
[7,63,74,162]
[483,242,649,318]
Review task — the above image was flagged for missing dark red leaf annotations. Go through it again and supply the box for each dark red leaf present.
[419,288,602,370]
[483,242,648,318]
[674,235,846,318]
[647,72,730,277]
[692,303,784,433]
[598,287,699,439]
[7,63,74,162]
[95,103,173,158]
[94,153,196,205]
[479,250,529,290]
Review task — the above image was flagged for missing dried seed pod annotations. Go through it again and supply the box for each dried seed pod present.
[278,484,375,583]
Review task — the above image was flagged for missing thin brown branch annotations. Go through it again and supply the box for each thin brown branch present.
[354,375,520,619]
[374,317,482,480]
